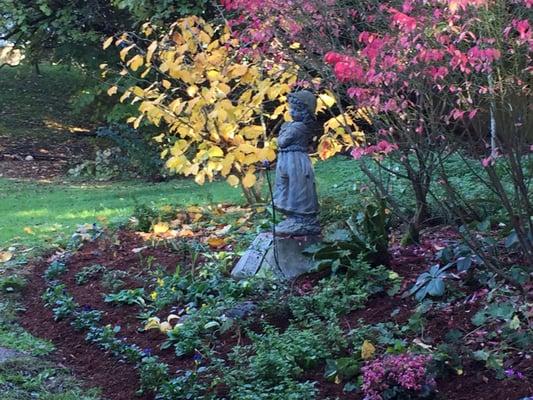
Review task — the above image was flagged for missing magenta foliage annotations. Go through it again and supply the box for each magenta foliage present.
[223,0,532,150]
[362,353,435,400]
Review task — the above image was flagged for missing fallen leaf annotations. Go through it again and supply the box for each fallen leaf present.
[0,251,13,263]
[413,338,433,350]
[177,229,195,238]
[214,224,232,236]
[361,340,376,360]
[207,237,226,249]
[153,222,170,234]
[189,213,203,222]
[23,227,34,234]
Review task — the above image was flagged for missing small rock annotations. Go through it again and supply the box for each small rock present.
[25,155,34,161]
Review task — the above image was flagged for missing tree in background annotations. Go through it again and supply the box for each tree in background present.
[0,0,214,68]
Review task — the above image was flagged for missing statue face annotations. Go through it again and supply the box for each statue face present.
[288,99,308,122]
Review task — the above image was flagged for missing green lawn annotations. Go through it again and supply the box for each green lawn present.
[0,157,367,247]
[0,178,243,246]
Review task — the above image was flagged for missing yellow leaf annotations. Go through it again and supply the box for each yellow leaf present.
[177,229,195,238]
[270,104,286,119]
[208,146,224,158]
[133,115,143,129]
[227,175,240,187]
[140,67,151,80]
[195,171,206,185]
[144,317,161,331]
[242,172,256,188]
[23,226,34,234]
[119,90,131,103]
[129,54,144,71]
[146,40,158,63]
[241,125,264,139]
[449,0,459,13]
[142,23,154,37]
[120,44,135,61]
[153,222,170,234]
[0,251,13,263]
[207,69,221,81]
[318,136,344,160]
[162,79,171,89]
[103,36,114,50]
[159,321,172,333]
[107,85,118,96]
[187,85,198,97]
[361,340,376,360]
[289,42,301,49]
[207,237,226,249]
[317,93,336,113]
[228,64,248,79]
[187,205,203,213]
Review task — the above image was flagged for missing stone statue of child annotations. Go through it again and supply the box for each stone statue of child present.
[273,90,320,236]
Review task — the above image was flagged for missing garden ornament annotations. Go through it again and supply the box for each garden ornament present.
[273,90,320,236]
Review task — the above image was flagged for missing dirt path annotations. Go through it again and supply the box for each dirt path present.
[0,134,94,180]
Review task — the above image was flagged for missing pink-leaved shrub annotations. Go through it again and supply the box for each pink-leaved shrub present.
[362,353,435,400]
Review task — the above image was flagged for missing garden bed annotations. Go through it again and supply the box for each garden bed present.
[20,219,532,400]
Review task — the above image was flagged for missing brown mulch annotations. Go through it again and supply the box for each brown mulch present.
[19,228,533,400]
[0,134,94,180]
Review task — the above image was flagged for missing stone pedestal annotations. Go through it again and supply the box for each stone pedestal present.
[231,232,320,280]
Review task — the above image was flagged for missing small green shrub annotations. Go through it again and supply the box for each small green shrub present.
[306,199,390,268]
[44,261,67,281]
[42,284,78,321]
[104,288,146,307]
[75,264,106,285]
[224,325,336,399]
[101,269,129,292]
[132,203,159,232]
[0,275,26,292]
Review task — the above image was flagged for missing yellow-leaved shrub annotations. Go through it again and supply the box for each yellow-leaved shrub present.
[103,16,367,202]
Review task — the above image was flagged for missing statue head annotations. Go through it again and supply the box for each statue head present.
[288,90,316,123]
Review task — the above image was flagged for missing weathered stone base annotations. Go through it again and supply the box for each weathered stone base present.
[231,232,320,280]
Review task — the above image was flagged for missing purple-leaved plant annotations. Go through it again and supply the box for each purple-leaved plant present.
[362,353,435,400]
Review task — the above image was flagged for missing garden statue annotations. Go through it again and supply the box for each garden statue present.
[273,90,321,236]
[231,90,322,279]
